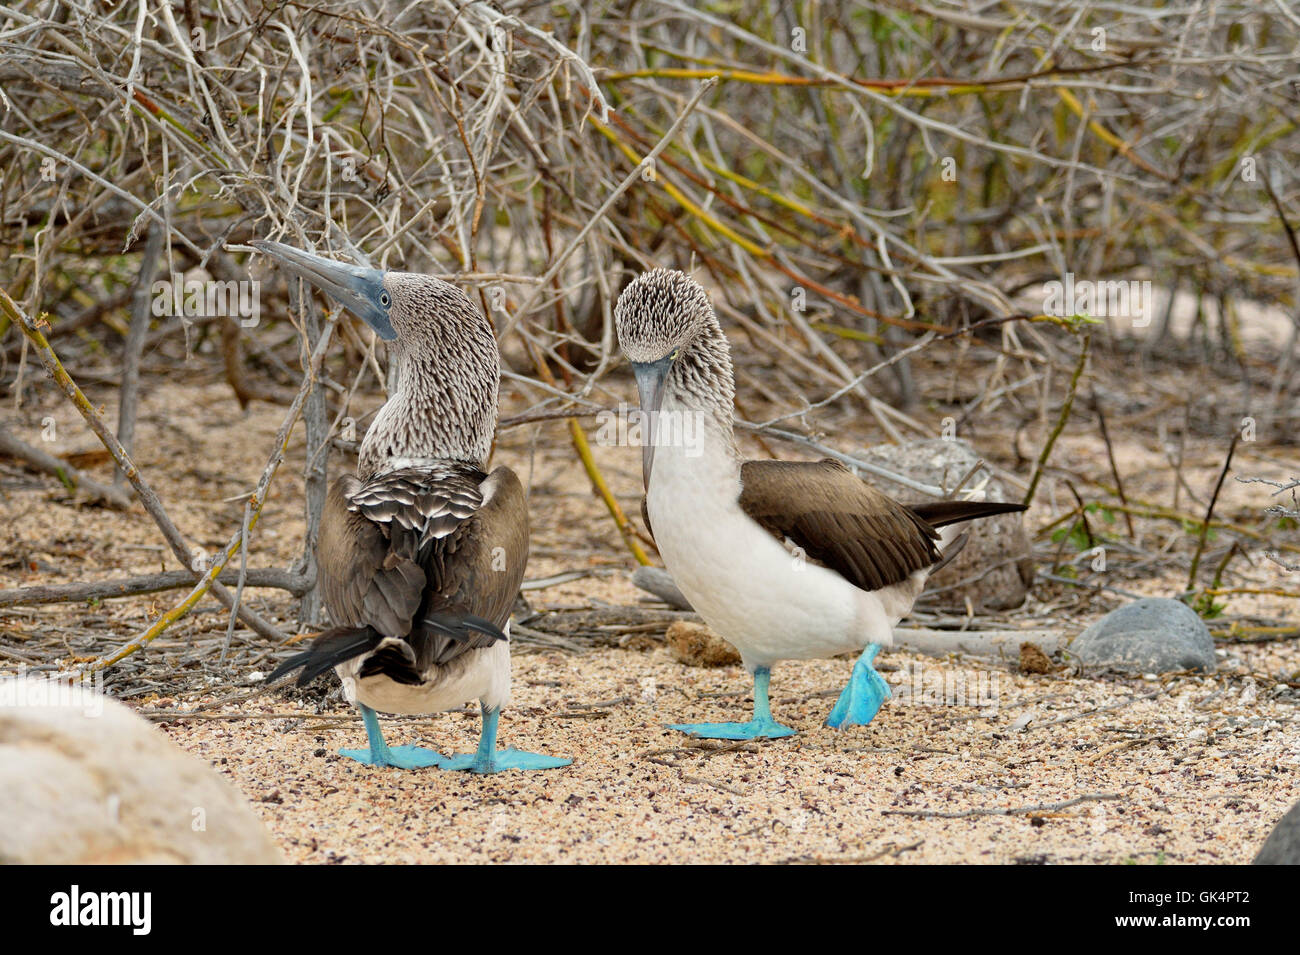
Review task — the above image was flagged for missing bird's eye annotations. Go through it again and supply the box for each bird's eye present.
[379,291,391,307]
[669,348,680,360]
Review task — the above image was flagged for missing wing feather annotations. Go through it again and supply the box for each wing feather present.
[738,459,942,593]
[317,464,527,678]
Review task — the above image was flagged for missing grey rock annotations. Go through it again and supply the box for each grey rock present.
[632,565,693,611]
[856,438,1033,610]
[0,675,284,864]
[1254,800,1300,864]
[1070,597,1216,673]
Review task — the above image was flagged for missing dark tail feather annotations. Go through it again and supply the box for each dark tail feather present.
[268,626,381,687]
[270,615,510,688]
[422,612,507,643]
[909,500,1026,529]
[417,612,509,668]
[929,530,970,574]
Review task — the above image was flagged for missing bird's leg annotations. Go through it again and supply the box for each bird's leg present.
[825,643,892,729]
[338,704,444,769]
[668,666,798,739]
[751,666,780,722]
[438,704,572,774]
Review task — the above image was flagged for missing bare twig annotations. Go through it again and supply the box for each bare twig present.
[0,568,309,608]
[0,422,132,509]
[882,793,1121,818]
[1187,433,1241,592]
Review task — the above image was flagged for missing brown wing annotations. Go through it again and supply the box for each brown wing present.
[424,465,529,633]
[318,465,528,671]
[738,458,942,593]
[319,473,426,637]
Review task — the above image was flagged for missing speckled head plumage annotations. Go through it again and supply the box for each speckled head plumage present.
[615,269,735,420]
[252,241,499,479]
[616,269,737,488]
[359,273,499,479]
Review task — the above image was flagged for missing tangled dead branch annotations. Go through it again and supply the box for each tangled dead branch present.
[2,2,1299,669]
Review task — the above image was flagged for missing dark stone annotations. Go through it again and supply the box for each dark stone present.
[1254,800,1300,864]
[1070,597,1216,673]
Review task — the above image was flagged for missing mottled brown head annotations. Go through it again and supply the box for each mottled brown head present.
[252,241,499,478]
[360,272,499,478]
[615,269,734,412]
[615,268,718,364]
[615,269,737,487]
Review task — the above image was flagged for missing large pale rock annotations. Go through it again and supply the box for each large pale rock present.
[856,439,1032,610]
[0,675,283,864]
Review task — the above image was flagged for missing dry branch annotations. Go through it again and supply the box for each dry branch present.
[0,568,309,608]
[0,422,132,509]
[0,286,319,661]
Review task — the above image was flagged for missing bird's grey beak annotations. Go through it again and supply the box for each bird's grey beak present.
[251,239,396,340]
[632,356,673,491]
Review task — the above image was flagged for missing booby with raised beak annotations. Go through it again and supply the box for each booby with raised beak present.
[616,269,1027,739]
[258,239,568,773]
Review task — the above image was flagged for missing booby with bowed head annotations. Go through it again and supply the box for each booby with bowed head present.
[257,240,568,773]
[616,269,1027,740]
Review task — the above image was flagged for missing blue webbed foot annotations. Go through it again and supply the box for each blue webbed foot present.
[670,667,798,738]
[438,747,572,774]
[339,744,445,769]
[340,704,444,769]
[825,643,891,729]
[439,706,571,773]
[667,718,797,740]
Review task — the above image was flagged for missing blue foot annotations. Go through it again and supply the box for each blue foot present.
[667,718,797,740]
[668,667,798,739]
[339,744,445,769]
[438,706,571,774]
[339,704,444,769]
[825,643,891,729]
[439,747,572,774]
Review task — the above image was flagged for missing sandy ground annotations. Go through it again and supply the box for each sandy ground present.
[2,338,1298,864]
[157,641,1299,865]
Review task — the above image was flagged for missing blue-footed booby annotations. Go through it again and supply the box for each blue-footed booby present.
[616,269,1027,740]
[257,240,568,774]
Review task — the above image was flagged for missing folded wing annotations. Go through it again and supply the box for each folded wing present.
[738,458,944,593]
[276,463,528,685]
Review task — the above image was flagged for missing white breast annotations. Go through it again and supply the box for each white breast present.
[645,402,926,670]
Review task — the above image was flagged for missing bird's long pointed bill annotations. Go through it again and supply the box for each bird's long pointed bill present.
[632,358,672,491]
[251,239,396,340]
